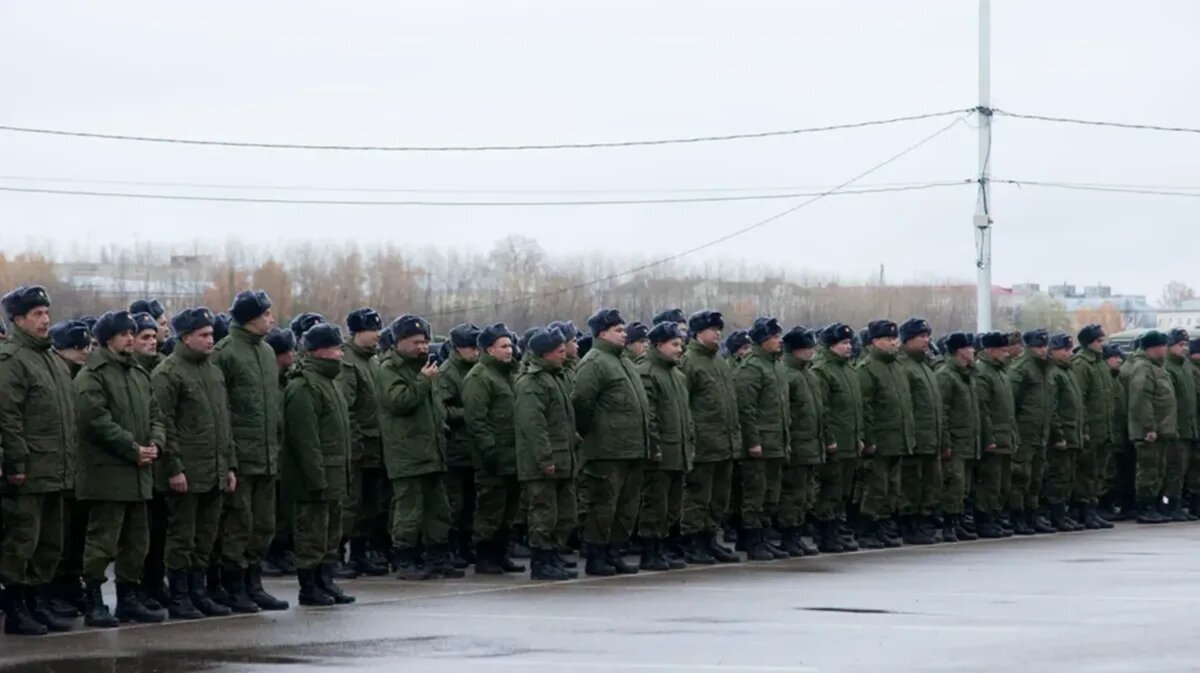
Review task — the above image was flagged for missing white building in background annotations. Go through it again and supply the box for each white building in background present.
[1012,282,1158,329]
[1156,299,1200,330]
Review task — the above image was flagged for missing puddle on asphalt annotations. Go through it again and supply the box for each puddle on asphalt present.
[1061,558,1110,563]
[799,607,907,615]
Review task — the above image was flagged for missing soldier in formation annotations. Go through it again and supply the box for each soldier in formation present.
[1,283,1196,637]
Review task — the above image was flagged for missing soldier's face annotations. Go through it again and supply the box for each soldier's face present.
[244,309,275,336]
[134,329,157,355]
[182,327,215,354]
[1171,342,1190,358]
[397,334,429,359]
[873,336,899,353]
[456,346,480,363]
[155,314,170,343]
[543,343,568,367]
[1028,346,1048,360]
[488,337,514,364]
[1088,337,1106,353]
[600,324,627,348]
[276,351,295,371]
[905,334,930,352]
[830,340,853,359]
[675,323,688,340]
[954,347,975,366]
[792,347,816,362]
[696,327,721,349]
[987,347,1010,363]
[16,306,51,338]
[1108,356,1123,370]
[658,337,684,362]
[108,331,134,355]
[761,335,783,354]
[1050,348,1071,363]
[311,345,344,361]
[354,330,380,350]
[564,339,579,360]
[627,341,649,358]
[1147,345,1168,362]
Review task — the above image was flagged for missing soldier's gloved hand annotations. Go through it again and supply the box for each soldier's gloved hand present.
[542,464,556,477]
[748,445,763,458]
[482,454,500,475]
[168,473,189,494]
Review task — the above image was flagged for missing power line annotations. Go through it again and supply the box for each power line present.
[995,178,1200,198]
[425,115,968,317]
[993,109,1200,135]
[0,109,973,152]
[0,174,966,195]
[0,181,969,207]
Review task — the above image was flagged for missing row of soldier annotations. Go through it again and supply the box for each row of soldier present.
[0,285,1191,637]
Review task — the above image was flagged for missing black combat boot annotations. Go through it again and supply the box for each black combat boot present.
[942,518,960,542]
[797,527,820,555]
[638,539,670,571]
[297,568,334,607]
[552,548,580,578]
[317,563,355,604]
[553,546,579,570]
[1136,499,1168,524]
[951,515,977,541]
[495,541,527,574]
[902,516,935,545]
[684,533,716,565]
[838,525,860,552]
[584,545,617,577]
[663,535,688,569]
[817,521,845,553]
[350,538,389,576]
[857,521,885,550]
[165,569,202,620]
[394,548,433,580]
[428,543,467,578]
[277,549,297,575]
[780,528,805,557]
[220,567,261,613]
[1032,509,1057,534]
[975,513,1004,539]
[82,579,118,629]
[207,565,230,606]
[331,540,359,580]
[607,545,640,574]
[1080,504,1104,529]
[3,585,48,635]
[880,517,901,543]
[509,524,532,559]
[53,575,87,616]
[531,549,572,581]
[246,563,289,610]
[444,533,470,570]
[115,582,165,623]
[740,529,771,561]
[763,532,790,559]
[1167,500,1191,523]
[1009,510,1035,536]
[474,540,505,575]
[27,585,74,631]
[1049,504,1073,532]
[188,567,231,617]
[707,532,741,563]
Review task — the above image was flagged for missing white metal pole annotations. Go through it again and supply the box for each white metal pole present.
[975,0,993,331]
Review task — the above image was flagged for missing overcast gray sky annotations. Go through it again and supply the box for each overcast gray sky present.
[2,1,1197,299]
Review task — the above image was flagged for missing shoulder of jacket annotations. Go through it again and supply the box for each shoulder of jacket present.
[0,341,18,359]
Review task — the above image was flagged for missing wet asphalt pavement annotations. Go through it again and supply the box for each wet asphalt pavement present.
[3,523,1200,673]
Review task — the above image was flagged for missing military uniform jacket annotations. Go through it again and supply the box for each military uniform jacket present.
[463,353,518,476]
[283,356,351,502]
[857,347,915,457]
[337,341,382,466]
[900,350,943,456]
[1048,360,1085,450]
[438,351,476,469]
[1164,353,1198,441]
[1122,352,1177,441]
[1009,354,1055,449]
[134,351,162,374]
[1112,369,1129,448]
[572,339,651,463]
[735,346,791,460]
[213,325,281,477]
[515,354,576,482]
[1072,348,1116,448]
[680,340,740,463]
[812,349,864,460]
[152,342,235,493]
[0,325,77,493]
[783,354,824,465]
[638,348,695,472]
[936,357,981,459]
[75,347,165,502]
[975,354,1018,454]
[378,351,447,478]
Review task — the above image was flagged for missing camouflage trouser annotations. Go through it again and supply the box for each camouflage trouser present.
[739,456,784,529]
[900,454,943,517]
[390,473,452,550]
[580,459,643,547]
[1135,440,1168,501]
[975,452,1012,515]
[639,468,683,540]
[473,474,520,544]
[524,478,576,551]
[83,500,148,584]
[57,494,87,578]
[1042,446,1077,506]
[221,475,277,570]
[0,492,64,586]
[1164,439,1191,502]
[681,460,732,535]
[345,463,387,540]
[941,455,975,515]
[293,498,342,570]
[859,455,902,521]
[1106,444,1136,508]
[814,457,858,522]
[165,488,224,571]
[777,463,819,528]
[444,465,476,540]
[1187,442,1200,498]
[1009,441,1046,512]
[1073,442,1107,507]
